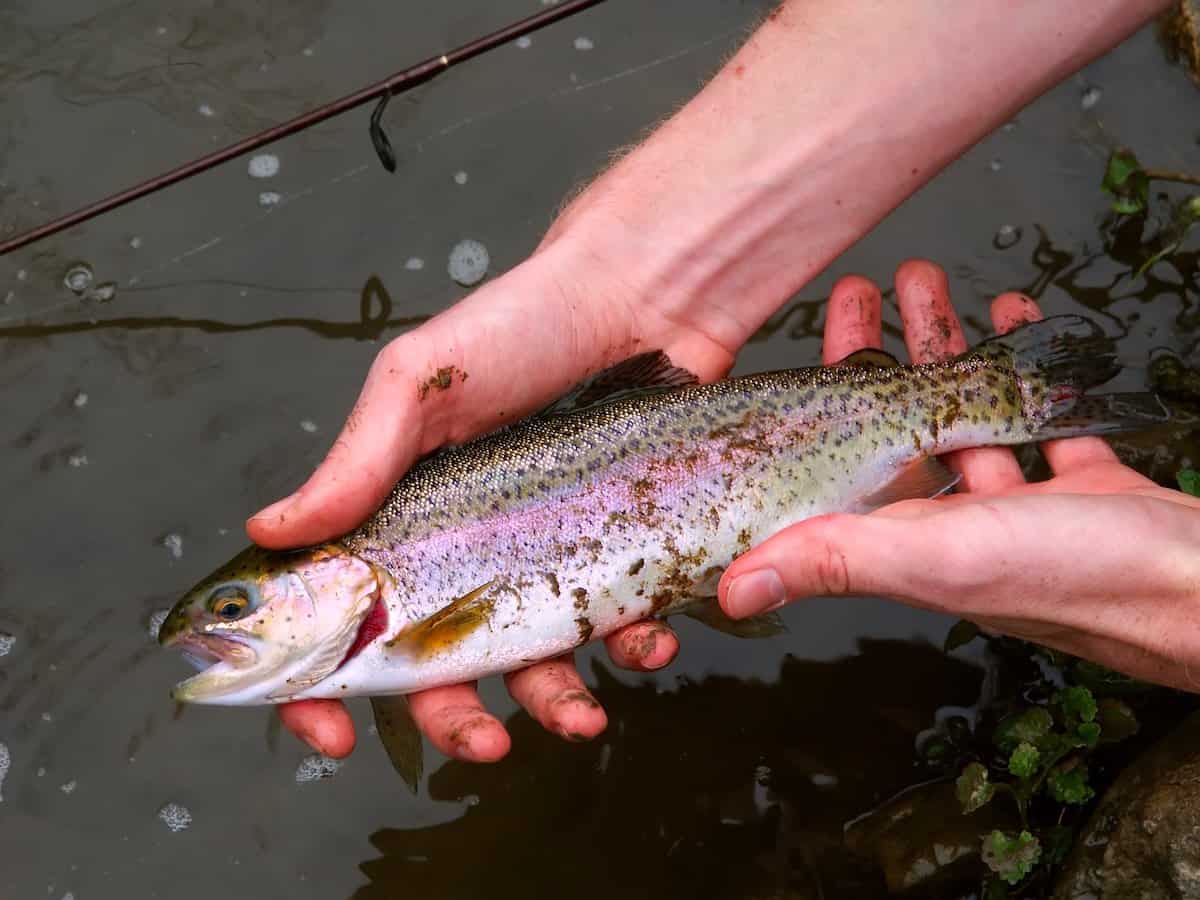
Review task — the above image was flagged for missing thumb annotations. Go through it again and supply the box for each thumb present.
[717,512,940,618]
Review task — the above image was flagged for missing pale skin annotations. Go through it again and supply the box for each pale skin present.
[247,0,1180,758]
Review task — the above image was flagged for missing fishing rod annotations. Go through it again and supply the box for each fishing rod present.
[0,0,610,257]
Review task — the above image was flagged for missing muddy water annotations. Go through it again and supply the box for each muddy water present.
[0,2,1197,898]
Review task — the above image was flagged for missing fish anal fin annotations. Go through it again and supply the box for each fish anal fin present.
[385,580,495,658]
[832,348,901,369]
[541,350,700,415]
[683,601,787,639]
[857,456,960,512]
[370,695,423,793]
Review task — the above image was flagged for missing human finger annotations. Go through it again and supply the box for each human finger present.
[278,699,357,758]
[989,292,1120,474]
[822,275,884,364]
[407,682,512,763]
[894,259,1026,492]
[603,621,679,671]
[504,655,608,742]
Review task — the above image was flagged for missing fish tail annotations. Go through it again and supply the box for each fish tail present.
[970,315,1170,439]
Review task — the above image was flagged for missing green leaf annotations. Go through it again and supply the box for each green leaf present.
[994,707,1054,752]
[956,762,995,814]
[1008,742,1040,779]
[944,619,981,652]
[983,877,1010,900]
[1179,469,1200,497]
[1096,698,1140,744]
[1047,764,1095,805]
[1043,824,1076,866]
[1101,148,1149,215]
[982,830,1042,885]
[1075,722,1101,748]
[1057,686,1098,724]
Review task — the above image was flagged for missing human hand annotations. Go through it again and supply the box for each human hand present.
[719,260,1200,692]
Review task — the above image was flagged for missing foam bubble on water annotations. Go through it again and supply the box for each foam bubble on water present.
[16,269,26,281]
[258,191,282,207]
[161,533,184,560]
[197,104,215,118]
[158,802,192,832]
[73,391,88,408]
[68,453,88,468]
[1080,86,1102,110]
[64,263,94,295]
[41,712,52,722]
[460,794,480,807]
[993,223,1022,250]
[302,47,314,57]
[573,36,594,51]
[129,236,142,250]
[447,240,489,287]
[147,610,168,639]
[3,291,14,305]
[0,631,15,657]
[453,170,469,185]
[299,419,318,433]
[295,753,341,783]
[988,158,1003,173]
[62,893,75,900]
[60,780,76,794]
[248,154,280,179]
[90,282,116,303]
[516,36,532,49]
[404,257,425,271]
[0,741,9,801]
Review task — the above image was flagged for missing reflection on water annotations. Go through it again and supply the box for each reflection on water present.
[357,642,983,900]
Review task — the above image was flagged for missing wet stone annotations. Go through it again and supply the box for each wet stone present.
[158,802,193,832]
[295,753,341,783]
[0,631,14,657]
[993,224,1022,250]
[247,154,280,179]
[63,263,94,295]
[448,239,490,286]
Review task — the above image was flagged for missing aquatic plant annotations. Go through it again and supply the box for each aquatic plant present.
[1101,147,1200,275]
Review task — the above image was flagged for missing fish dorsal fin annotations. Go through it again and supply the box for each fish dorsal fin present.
[684,602,788,639]
[832,348,902,369]
[856,456,960,512]
[385,580,495,658]
[540,350,700,416]
[370,695,424,793]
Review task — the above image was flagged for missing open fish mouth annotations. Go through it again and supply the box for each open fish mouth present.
[171,632,258,672]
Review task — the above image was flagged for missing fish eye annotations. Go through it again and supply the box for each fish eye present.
[208,586,251,621]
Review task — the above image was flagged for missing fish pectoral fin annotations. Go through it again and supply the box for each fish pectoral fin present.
[385,580,496,658]
[683,600,787,639]
[857,456,960,512]
[538,350,700,416]
[370,695,423,793]
[831,348,901,369]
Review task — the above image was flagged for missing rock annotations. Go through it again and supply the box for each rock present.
[1052,711,1200,899]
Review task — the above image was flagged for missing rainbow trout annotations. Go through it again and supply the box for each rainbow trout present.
[159,316,1163,781]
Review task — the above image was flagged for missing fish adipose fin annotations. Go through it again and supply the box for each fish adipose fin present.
[385,580,495,658]
[540,350,700,416]
[370,695,424,793]
[857,456,961,513]
[970,315,1170,439]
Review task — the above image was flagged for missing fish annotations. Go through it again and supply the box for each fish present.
[158,315,1166,785]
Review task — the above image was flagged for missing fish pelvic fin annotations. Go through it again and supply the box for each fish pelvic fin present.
[683,602,788,639]
[855,456,960,513]
[967,315,1170,439]
[385,580,496,658]
[370,695,423,793]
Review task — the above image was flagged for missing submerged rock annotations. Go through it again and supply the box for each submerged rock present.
[1052,711,1200,900]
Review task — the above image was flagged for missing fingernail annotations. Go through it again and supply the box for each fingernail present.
[250,495,296,524]
[725,568,787,618]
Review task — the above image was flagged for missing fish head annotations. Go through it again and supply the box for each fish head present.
[159,544,383,705]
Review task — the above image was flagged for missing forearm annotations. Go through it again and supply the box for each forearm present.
[545,0,1170,352]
